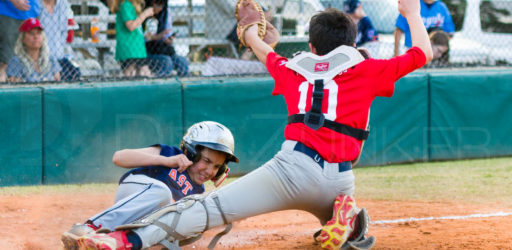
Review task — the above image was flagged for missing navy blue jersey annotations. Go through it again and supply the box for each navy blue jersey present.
[395,0,455,47]
[356,16,378,47]
[119,144,205,202]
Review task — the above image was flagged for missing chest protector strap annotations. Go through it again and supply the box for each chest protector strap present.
[285,45,369,140]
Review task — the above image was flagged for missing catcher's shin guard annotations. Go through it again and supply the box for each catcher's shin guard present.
[115,193,232,250]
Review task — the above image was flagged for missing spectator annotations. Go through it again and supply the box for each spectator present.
[144,0,189,77]
[0,0,41,82]
[344,0,379,47]
[394,0,454,56]
[112,0,161,77]
[39,0,81,81]
[428,30,450,67]
[6,17,61,83]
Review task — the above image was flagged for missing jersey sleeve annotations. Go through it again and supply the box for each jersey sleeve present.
[370,46,426,97]
[119,1,137,23]
[266,52,290,96]
[440,3,455,34]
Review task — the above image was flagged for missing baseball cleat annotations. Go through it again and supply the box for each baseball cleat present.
[61,223,99,250]
[77,231,132,250]
[317,194,358,249]
[346,235,376,250]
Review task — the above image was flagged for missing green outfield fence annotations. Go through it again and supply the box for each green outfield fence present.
[1,69,511,186]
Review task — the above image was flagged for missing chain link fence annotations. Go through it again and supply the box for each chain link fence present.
[1,0,511,84]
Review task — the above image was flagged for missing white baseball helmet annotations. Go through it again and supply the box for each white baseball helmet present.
[181,121,239,163]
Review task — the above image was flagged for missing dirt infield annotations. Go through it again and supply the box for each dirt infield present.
[2,193,511,249]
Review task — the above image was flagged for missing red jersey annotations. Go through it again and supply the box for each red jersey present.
[267,47,426,162]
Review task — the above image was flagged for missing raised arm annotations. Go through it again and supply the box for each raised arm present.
[125,7,155,32]
[112,146,192,172]
[393,28,403,56]
[9,0,30,11]
[399,0,433,62]
[244,24,274,65]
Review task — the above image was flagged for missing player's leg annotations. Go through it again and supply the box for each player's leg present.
[89,174,172,231]
[130,155,297,248]
[62,174,171,250]
[76,140,356,249]
[131,140,355,246]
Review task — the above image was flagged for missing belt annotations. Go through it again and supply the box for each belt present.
[293,142,352,172]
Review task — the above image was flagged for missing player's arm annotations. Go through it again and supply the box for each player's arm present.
[112,146,192,172]
[244,24,274,65]
[124,7,155,32]
[351,141,365,166]
[393,28,403,57]
[399,0,433,62]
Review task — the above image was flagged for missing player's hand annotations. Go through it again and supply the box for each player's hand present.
[398,0,420,18]
[142,7,155,19]
[10,0,30,11]
[165,154,193,172]
[244,24,259,46]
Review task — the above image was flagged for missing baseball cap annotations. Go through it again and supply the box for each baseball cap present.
[19,18,44,32]
[344,0,361,14]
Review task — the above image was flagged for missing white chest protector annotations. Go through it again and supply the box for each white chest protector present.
[285,45,365,84]
[284,45,369,140]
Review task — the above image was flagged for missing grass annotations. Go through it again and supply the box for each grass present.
[1,157,511,205]
[354,157,512,205]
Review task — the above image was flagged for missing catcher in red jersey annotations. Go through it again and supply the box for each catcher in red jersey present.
[74,1,432,249]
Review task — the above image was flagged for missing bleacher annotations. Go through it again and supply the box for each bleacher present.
[68,0,309,77]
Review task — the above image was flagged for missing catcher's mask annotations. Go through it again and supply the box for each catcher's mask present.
[180,121,239,185]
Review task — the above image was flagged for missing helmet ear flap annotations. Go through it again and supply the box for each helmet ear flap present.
[212,164,230,187]
[183,143,198,162]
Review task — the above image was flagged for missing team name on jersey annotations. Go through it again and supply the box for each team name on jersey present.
[422,13,445,29]
[168,169,193,195]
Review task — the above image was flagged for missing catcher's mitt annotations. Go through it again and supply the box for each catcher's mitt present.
[263,21,279,48]
[235,0,279,48]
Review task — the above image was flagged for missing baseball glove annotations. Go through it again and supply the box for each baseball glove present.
[263,21,279,48]
[236,0,278,48]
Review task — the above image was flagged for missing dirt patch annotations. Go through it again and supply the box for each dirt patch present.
[1,194,511,249]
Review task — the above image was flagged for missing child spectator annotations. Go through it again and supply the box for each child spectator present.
[112,0,161,77]
[394,0,454,56]
[344,0,379,47]
[428,29,450,67]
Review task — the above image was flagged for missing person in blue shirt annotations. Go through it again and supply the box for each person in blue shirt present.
[6,17,61,83]
[61,121,239,250]
[0,0,41,82]
[394,0,454,56]
[344,0,379,47]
